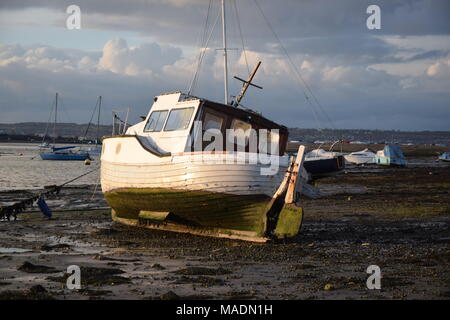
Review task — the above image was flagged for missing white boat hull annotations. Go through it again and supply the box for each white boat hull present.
[100,135,302,241]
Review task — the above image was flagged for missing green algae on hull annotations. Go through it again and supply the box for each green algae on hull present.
[105,187,303,242]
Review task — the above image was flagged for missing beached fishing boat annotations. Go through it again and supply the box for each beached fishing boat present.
[100,2,307,242]
[39,93,91,161]
[303,148,345,179]
[101,91,306,241]
[344,148,376,165]
[375,145,407,166]
[438,152,450,162]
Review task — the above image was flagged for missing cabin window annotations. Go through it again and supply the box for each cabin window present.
[164,107,194,131]
[144,110,168,132]
[203,112,223,131]
[227,119,252,147]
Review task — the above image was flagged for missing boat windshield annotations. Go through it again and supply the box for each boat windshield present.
[144,110,168,132]
[164,107,194,131]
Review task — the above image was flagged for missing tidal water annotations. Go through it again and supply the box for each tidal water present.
[0,143,100,191]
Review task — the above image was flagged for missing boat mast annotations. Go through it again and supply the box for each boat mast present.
[96,96,102,145]
[221,0,229,104]
[53,92,58,145]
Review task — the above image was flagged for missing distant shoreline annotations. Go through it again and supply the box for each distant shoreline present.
[1,122,450,146]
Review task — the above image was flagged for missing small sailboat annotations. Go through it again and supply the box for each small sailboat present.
[100,1,307,242]
[40,146,91,160]
[438,152,450,162]
[39,93,91,161]
[375,145,407,166]
[344,148,376,165]
[80,96,103,157]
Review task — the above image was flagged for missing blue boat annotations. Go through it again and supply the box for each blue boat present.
[39,146,91,161]
[438,152,450,162]
[39,93,92,161]
[375,145,407,166]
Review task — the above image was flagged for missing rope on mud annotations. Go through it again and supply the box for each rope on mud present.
[0,167,99,221]
[90,175,101,202]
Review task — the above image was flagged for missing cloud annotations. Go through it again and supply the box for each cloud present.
[426,59,450,77]
[1,37,450,130]
[98,39,182,76]
[1,1,450,130]
[2,0,450,47]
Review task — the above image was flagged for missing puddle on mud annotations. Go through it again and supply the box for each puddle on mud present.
[0,248,33,254]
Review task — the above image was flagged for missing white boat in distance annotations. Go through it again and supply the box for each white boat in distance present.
[344,148,377,165]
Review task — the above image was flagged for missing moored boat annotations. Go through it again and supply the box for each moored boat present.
[303,148,345,179]
[438,152,450,162]
[40,146,91,161]
[39,92,91,161]
[375,145,407,166]
[344,148,376,165]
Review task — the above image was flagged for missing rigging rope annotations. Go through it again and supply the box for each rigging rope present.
[83,97,100,139]
[188,0,213,95]
[232,0,250,77]
[252,0,336,131]
[41,98,55,145]
[189,11,221,95]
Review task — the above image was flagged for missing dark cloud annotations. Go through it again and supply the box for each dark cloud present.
[1,1,449,130]
[2,1,450,46]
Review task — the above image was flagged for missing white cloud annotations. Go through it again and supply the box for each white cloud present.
[97,38,182,76]
[426,60,450,77]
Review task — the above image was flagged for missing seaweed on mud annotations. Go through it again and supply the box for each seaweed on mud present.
[47,266,131,286]
[145,291,215,300]
[0,285,54,300]
[171,266,232,276]
[221,290,258,300]
[79,288,113,297]
[290,263,317,270]
[92,254,141,262]
[91,227,120,236]
[38,243,72,252]
[17,261,59,273]
[382,276,415,288]
[172,275,226,287]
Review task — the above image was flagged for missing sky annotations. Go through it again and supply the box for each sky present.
[0,0,449,130]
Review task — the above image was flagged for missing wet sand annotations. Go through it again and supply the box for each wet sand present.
[0,158,449,300]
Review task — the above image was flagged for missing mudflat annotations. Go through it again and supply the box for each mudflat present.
[0,159,448,300]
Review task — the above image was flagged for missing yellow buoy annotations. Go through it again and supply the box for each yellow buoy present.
[84,159,91,165]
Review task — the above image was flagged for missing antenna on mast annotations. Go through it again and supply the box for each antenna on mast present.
[53,92,58,145]
[232,61,263,107]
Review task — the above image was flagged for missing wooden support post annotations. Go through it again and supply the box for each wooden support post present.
[272,156,294,199]
[285,145,306,204]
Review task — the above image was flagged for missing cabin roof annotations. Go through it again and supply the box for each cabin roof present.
[200,99,288,133]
